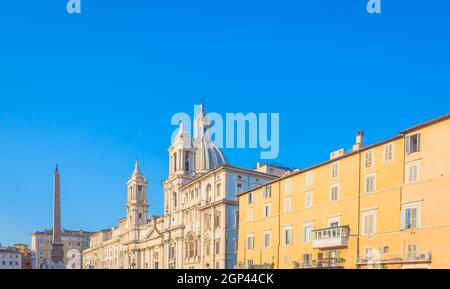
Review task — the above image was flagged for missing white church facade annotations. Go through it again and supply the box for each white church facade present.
[82,105,288,269]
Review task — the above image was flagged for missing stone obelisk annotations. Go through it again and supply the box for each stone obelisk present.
[50,164,64,263]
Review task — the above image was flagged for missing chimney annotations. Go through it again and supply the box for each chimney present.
[352,130,365,151]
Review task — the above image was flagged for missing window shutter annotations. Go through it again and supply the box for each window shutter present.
[417,133,421,152]
[411,208,417,228]
[363,216,368,235]
[400,210,405,230]
[405,136,411,154]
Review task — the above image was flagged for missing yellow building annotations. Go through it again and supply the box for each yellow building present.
[237,114,450,269]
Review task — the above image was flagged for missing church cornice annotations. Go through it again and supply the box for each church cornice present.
[177,164,278,191]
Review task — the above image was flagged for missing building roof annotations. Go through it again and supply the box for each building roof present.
[0,246,20,254]
[32,229,96,236]
[400,113,450,134]
[237,113,450,197]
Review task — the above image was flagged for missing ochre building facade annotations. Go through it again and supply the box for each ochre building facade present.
[237,114,450,269]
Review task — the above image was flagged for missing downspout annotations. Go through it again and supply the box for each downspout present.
[356,150,362,268]
[277,181,281,268]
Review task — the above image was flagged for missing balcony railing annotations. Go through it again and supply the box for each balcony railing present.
[294,258,345,269]
[236,263,274,269]
[312,226,350,249]
[356,252,432,265]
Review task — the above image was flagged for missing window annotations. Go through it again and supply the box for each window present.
[330,221,339,228]
[284,198,292,213]
[263,204,271,218]
[365,173,376,193]
[401,204,421,230]
[264,230,272,248]
[186,235,196,258]
[305,191,313,208]
[406,133,421,154]
[284,179,292,194]
[331,163,339,178]
[138,213,142,219]
[236,182,244,194]
[234,211,239,229]
[247,209,253,222]
[205,240,211,255]
[328,217,340,228]
[330,184,339,202]
[248,192,254,204]
[306,171,313,186]
[234,239,238,254]
[205,213,211,230]
[263,186,272,199]
[302,254,312,266]
[365,150,374,168]
[303,223,313,243]
[246,234,254,250]
[362,210,377,235]
[406,162,420,183]
[283,255,289,266]
[384,143,394,162]
[169,245,176,259]
[215,239,220,255]
[365,247,377,259]
[283,225,293,245]
[214,211,221,229]
[407,244,419,260]
[216,183,221,197]
[206,184,212,203]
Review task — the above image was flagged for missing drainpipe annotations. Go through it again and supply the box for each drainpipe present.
[276,181,281,268]
[356,150,362,267]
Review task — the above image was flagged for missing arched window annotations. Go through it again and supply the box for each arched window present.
[184,153,190,171]
[206,184,212,202]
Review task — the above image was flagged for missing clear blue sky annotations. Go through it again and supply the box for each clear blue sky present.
[1,1,449,246]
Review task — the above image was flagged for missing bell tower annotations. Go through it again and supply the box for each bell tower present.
[126,160,149,230]
[168,121,194,177]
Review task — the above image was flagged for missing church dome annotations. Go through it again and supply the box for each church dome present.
[197,138,226,172]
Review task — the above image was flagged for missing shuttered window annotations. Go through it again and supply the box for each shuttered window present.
[406,133,421,154]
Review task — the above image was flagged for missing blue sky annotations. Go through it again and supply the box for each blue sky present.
[0,0,449,246]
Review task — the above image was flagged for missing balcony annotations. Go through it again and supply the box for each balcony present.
[356,252,432,266]
[312,226,350,249]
